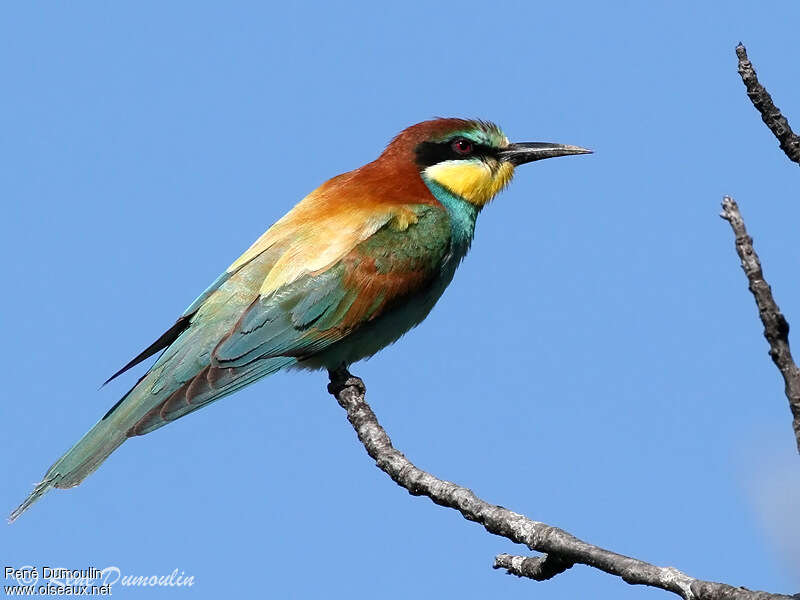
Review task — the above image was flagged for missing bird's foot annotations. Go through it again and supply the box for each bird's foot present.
[327,365,365,396]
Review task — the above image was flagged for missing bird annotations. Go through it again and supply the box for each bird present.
[10,118,590,522]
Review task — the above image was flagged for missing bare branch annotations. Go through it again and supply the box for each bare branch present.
[720,196,800,452]
[735,43,800,165]
[327,367,796,600]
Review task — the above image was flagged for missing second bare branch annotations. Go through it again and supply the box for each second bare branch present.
[735,43,800,165]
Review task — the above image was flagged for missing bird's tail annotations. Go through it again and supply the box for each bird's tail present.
[9,354,294,523]
[8,404,132,523]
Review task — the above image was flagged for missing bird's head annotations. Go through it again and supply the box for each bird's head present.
[381,118,591,208]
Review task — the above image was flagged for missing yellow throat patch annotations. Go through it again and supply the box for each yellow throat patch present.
[423,160,515,207]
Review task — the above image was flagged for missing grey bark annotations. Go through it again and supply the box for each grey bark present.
[720,197,800,452]
[327,368,797,599]
[736,44,800,165]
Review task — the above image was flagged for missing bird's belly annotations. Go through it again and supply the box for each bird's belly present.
[298,269,455,370]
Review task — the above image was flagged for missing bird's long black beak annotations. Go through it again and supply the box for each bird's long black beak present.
[499,142,592,166]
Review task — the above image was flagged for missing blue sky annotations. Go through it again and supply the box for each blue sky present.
[3,1,800,598]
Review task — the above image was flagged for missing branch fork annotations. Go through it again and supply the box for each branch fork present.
[326,368,795,599]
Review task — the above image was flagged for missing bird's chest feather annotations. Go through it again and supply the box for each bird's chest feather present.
[308,182,478,368]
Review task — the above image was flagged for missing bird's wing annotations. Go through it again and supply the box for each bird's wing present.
[213,202,452,367]
[114,202,451,436]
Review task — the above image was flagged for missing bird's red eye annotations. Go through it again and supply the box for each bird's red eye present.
[451,138,473,155]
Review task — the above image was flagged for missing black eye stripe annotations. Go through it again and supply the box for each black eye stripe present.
[415,139,500,169]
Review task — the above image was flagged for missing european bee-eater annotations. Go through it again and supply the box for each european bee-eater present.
[11,118,590,521]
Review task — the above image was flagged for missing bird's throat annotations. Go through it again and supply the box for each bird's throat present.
[421,176,478,260]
